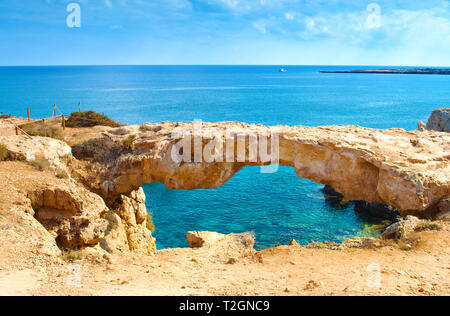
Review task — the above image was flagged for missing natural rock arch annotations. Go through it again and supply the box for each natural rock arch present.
[93,122,449,215]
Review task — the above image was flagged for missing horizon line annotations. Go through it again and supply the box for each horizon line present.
[1,64,450,68]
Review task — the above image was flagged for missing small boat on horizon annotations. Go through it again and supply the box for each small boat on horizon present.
[279,67,287,72]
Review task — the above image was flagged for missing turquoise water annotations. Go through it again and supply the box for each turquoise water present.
[145,167,385,250]
[1,66,449,249]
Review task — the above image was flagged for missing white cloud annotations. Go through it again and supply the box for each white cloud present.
[285,12,294,20]
[253,20,267,33]
[305,17,315,30]
[104,0,112,9]
[222,0,239,8]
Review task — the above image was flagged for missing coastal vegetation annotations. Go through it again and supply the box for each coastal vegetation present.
[414,220,443,232]
[0,144,8,161]
[147,213,155,233]
[56,170,70,179]
[29,158,50,171]
[72,137,131,164]
[22,122,64,140]
[122,134,136,148]
[61,249,83,263]
[66,111,120,128]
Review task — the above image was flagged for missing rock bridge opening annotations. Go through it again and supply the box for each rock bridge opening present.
[143,165,391,250]
[107,122,448,215]
[95,122,449,250]
[65,122,448,249]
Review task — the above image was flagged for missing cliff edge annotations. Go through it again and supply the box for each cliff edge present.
[426,108,450,132]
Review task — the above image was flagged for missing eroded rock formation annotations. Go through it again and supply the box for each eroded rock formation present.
[1,118,449,257]
[101,188,156,254]
[77,122,450,215]
[0,136,156,254]
[426,108,449,132]
[0,135,72,175]
[381,215,443,240]
[29,184,109,249]
[186,231,256,262]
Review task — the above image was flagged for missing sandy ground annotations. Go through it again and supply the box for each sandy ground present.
[0,162,448,296]
[0,117,30,136]
[0,116,111,145]
[0,228,449,296]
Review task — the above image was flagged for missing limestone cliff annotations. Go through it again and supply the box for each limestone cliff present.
[101,188,155,254]
[1,117,449,256]
[426,108,450,132]
[69,122,450,215]
[0,136,156,254]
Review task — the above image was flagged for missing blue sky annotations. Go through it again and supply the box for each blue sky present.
[0,0,449,65]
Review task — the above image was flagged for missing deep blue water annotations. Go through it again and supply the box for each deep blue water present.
[1,66,449,249]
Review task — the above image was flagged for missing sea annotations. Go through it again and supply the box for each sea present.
[1,65,449,249]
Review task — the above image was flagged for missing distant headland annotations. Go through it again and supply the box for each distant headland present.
[320,68,450,75]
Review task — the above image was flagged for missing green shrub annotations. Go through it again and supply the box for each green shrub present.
[22,123,64,140]
[29,158,50,171]
[0,114,11,119]
[122,135,136,148]
[56,170,69,179]
[66,111,120,128]
[146,213,155,233]
[61,250,82,262]
[0,144,9,161]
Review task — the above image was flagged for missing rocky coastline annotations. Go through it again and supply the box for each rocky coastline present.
[425,108,450,132]
[321,69,450,75]
[0,110,448,296]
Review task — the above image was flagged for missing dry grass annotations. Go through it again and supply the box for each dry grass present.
[56,170,69,179]
[29,158,51,171]
[21,122,64,140]
[71,137,131,164]
[0,144,8,161]
[414,221,443,232]
[122,135,136,149]
[61,250,83,263]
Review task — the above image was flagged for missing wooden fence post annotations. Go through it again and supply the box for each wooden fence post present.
[27,108,30,121]
[15,126,19,136]
[53,104,57,117]
[62,115,66,130]
[78,102,81,113]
